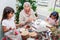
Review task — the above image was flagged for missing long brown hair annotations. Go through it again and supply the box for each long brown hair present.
[2,7,14,21]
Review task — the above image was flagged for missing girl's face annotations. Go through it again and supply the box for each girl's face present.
[7,12,13,19]
[51,15,56,19]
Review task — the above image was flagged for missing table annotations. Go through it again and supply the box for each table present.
[4,30,22,40]
[4,19,53,40]
[19,28,37,40]
[4,28,37,40]
[31,19,53,32]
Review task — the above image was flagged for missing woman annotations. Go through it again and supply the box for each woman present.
[19,2,36,26]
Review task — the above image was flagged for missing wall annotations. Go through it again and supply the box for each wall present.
[0,0,16,21]
[0,0,16,39]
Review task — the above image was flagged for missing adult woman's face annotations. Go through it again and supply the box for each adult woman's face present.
[24,5,30,12]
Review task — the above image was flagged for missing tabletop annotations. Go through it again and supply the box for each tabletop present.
[4,19,53,40]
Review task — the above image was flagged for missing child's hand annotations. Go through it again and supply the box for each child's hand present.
[9,27,13,30]
[9,27,15,30]
[12,28,16,30]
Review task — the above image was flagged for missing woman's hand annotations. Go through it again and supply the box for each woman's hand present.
[27,18,33,22]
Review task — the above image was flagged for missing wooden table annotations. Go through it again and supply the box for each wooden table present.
[20,28,37,40]
[4,28,38,40]
[4,19,54,40]
[4,30,22,40]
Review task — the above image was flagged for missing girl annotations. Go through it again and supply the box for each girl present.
[2,7,16,33]
[46,11,59,27]
[1,7,22,40]
[45,11,59,40]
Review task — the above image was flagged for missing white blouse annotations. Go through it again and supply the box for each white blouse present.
[2,19,16,30]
